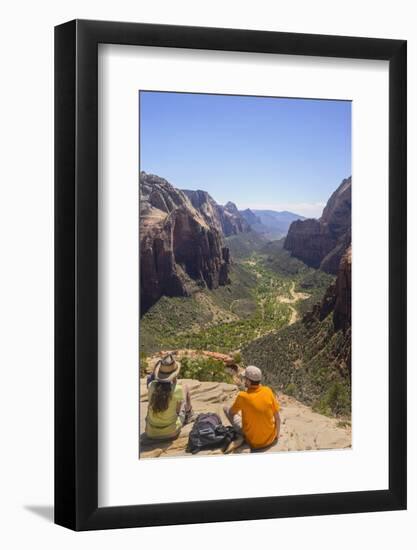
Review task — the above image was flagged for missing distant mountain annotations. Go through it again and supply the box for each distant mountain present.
[240,208,305,239]
[284,177,351,274]
[240,208,261,226]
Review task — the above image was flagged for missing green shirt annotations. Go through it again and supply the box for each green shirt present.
[145,382,184,439]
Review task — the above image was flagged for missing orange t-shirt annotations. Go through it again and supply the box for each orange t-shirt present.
[230,385,280,449]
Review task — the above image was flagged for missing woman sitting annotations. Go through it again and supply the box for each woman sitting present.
[145,354,192,440]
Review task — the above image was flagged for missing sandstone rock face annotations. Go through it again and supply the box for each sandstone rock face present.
[181,189,223,233]
[303,245,352,335]
[333,246,352,332]
[224,201,239,215]
[140,173,231,313]
[284,218,330,268]
[284,177,351,274]
[183,190,250,237]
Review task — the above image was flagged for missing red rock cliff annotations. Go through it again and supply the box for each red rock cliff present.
[140,173,230,314]
[303,245,352,334]
[182,191,250,237]
[284,177,351,274]
[333,246,352,332]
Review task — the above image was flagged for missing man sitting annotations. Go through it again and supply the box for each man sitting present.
[223,365,280,452]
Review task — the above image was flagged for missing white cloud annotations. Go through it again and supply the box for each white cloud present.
[238,201,326,218]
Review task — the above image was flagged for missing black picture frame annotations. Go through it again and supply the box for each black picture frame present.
[55,19,407,531]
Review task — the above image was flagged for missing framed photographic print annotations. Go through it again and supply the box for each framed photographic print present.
[55,20,407,530]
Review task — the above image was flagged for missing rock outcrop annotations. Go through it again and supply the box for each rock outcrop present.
[284,177,351,274]
[240,208,262,226]
[304,246,352,334]
[139,378,351,458]
[183,190,250,237]
[140,173,231,313]
[333,246,352,332]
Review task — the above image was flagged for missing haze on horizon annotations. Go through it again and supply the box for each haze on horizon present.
[140,91,351,218]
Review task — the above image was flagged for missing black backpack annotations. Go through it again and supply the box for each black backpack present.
[186,413,236,454]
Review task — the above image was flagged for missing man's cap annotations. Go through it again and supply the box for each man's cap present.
[244,365,262,382]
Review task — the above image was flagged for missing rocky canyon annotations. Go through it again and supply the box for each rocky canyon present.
[284,177,351,274]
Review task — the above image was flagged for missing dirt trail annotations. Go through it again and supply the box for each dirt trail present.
[276,281,310,304]
[287,306,298,325]
[276,281,310,325]
[139,378,351,459]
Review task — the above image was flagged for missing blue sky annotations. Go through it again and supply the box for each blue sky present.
[140,91,351,218]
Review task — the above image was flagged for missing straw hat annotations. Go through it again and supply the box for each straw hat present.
[154,354,181,382]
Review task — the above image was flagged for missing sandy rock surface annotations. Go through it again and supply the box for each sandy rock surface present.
[139,378,351,459]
